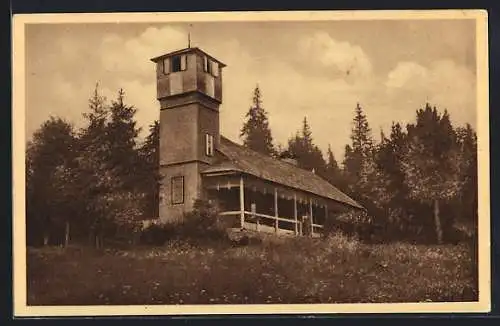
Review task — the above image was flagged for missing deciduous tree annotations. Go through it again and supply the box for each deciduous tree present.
[401,104,464,244]
[26,116,77,246]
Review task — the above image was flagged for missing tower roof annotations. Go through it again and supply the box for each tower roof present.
[150,47,226,67]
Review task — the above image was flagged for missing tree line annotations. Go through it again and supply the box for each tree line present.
[26,85,160,247]
[26,84,477,247]
[240,86,477,244]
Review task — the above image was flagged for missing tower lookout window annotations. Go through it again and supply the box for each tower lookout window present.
[171,54,187,73]
[203,56,212,74]
[203,56,219,77]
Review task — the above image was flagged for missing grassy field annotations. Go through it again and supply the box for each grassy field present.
[27,233,478,305]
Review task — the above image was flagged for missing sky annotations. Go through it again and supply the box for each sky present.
[25,19,477,159]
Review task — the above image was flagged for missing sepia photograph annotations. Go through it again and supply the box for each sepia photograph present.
[12,10,490,316]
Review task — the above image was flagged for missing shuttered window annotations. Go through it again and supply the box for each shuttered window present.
[203,55,218,77]
[162,58,170,74]
[171,54,187,73]
[203,56,212,75]
[180,55,187,70]
[211,61,219,77]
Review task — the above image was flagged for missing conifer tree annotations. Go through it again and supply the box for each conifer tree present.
[375,122,409,229]
[326,144,340,177]
[287,117,327,175]
[138,120,161,218]
[76,84,116,248]
[343,103,374,194]
[325,144,344,188]
[106,89,142,190]
[240,85,275,156]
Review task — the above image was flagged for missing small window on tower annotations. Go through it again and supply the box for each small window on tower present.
[203,56,212,75]
[203,56,208,72]
[171,54,187,72]
[162,58,170,74]
[205,134,214,157]
[211,61,219,77]
[180,55,187,70]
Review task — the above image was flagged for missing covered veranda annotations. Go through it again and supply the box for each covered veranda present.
[202,172,352,237]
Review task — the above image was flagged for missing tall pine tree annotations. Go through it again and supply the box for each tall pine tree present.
[240,85,275,156]
[106,89,142,191]
[76,84,117,248]
[287,117,327,175]
[325,144,345,190]
[138,120,161,218]
[375,122,410,230]
[343,103,374,195]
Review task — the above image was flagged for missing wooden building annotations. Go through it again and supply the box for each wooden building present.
[151,46,363,237]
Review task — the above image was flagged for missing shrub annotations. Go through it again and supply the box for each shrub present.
[233,234,263,247]
[324,209,375,241]
[181,200,220,234]
[139,223,176,246]
[175,200,232,245]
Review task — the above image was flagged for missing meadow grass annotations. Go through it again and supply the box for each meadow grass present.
[26,233,478,305]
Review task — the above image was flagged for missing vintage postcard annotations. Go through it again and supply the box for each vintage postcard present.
[12,10,490,316]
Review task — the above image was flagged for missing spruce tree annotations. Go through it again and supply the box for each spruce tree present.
[102,89,144,229]
[138,120,161,218]
[326,144,340,177]
[106,89,141,190]
[76,84,115,248]
[286,117,327,176]
[343,103,374,194]
[240,85,275,156]
[325,144,343,187]
[375,122,410,230]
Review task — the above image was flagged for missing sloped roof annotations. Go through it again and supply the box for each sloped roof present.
[202,136,364,210]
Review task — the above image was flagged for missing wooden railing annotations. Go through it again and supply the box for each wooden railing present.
[219,211,241,216]
[218,210,323,237]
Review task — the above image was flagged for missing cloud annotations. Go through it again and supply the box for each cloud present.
[26,70,90,137]
[26,25,476,161]
[211,36,371,158]
[26,27,381,159]
[384,59,476,127]
[88,27,189,136]
[385,62,428,89]
[100,26,186,81]
[296,31,373,82]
